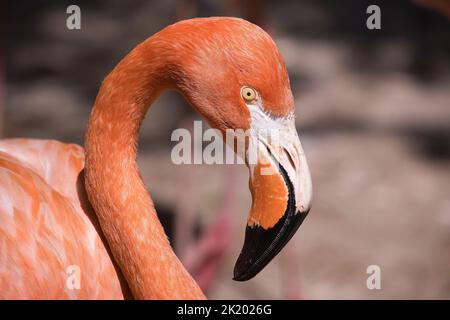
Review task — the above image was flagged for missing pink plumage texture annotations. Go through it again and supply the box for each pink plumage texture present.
[0,139,124,299]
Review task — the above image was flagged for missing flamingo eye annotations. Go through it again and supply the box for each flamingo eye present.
[241,86,257,102]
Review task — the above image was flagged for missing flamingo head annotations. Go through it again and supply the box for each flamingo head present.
[163,17,313,281]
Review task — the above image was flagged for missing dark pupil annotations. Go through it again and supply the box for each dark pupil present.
[247,92,251,96]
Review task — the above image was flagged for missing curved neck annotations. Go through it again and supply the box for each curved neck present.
[84,39,205,299]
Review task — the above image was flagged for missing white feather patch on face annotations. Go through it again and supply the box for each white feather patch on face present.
[246,102,312,213]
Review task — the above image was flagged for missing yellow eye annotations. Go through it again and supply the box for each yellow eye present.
[241,86,257,102]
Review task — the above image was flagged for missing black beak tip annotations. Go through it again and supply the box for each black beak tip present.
[233,208,310,282]
[232,272,248,282]
[233,255,257,281]
[233,161,310,282]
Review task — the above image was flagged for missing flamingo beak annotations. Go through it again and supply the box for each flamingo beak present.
[233,116,312,281]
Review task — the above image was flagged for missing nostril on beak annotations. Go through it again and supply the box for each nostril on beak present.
[283,147,296,170]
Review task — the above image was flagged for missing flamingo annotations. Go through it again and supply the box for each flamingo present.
[0,17,312,299]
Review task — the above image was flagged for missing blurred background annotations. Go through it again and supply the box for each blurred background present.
[3,0,450,299]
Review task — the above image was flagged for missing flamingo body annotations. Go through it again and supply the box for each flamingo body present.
[0,139,124,299]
